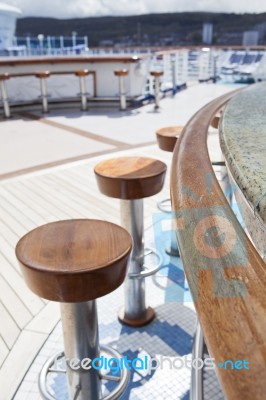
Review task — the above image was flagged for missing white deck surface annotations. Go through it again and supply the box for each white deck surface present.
[0,82,240,399]
[0,83,240,179]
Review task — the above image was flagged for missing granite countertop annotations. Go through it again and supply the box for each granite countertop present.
[219,82,266,229]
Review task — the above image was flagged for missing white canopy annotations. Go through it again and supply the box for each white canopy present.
[0,2,21,15]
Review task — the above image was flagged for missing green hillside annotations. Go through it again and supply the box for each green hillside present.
[16,12,266,46]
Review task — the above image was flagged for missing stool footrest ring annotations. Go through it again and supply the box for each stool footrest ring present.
[129,247,164,279]
[157,198,172,213]
[39,345,129,400]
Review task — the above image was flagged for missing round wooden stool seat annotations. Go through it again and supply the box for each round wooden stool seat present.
[35,71,50,78]
[75,69,90,77]
[16,219,132,303]
[156,125,183,152]
[114,69,128,77]
[94,157,167,200]
[150,70,164,77]
[0,73,9,81]
[210,114,221,129]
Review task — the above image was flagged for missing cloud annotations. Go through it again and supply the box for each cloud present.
[4,0,266,18]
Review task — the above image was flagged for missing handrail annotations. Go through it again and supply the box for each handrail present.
[171,88,266,399]
[8,70,97,98]
[0,55,145,67]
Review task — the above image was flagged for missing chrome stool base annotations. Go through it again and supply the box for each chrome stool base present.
[75,70,91,111]
[39,78,49,113]
[157,198,180,257]
[119,246,163,326]
[0,80,10,118]
[118,305,155,327]
[114,70,128,111]
[165,245,180,257]
[120,199,164,326]
[39,345,130,400]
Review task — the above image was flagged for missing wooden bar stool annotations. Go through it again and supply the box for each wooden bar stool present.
[210,113,221,129]
[210,112,225,167]
[156,125,183,153]
[156,125,183,257]
[94,157,167,326]
[150,70,163,109]
[35,71,50,113]
[75,69,90,111]
[170,54,177,95]
[0,73,10,118]
[16,219,132,400]
[210,107,224,129]
[114,69,128,111]
[209,111,231,204]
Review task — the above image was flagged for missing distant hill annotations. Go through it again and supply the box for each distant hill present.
[16,12,266,46]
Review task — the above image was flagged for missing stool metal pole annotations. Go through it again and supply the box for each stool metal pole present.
[154,76,160,109]
[79,76,87,111]
[60,301,101,400]
[40,78,48,113]
[157,200,180,257]
[120,199,146,321]
[165,225,180,257]
[118,76,126,111]
[0,80,10,118]
[171,55,177,95]
[190,321,204,400]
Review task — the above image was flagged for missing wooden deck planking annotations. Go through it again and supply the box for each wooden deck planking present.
[0,235,22,274]
[45,175,111,216]
[0,253,45,315]
[0,201,31,237]
[0,275,32,329]
[0,330,47,400]
[0,217,22,245]
[25,302,60,334]
[0,336,8,368]
[46,172,120,221]
[18,178,81,220]
[23,176,92,219]
[6,181,70,222]
[0,186,47,227]
[0,302,20,349]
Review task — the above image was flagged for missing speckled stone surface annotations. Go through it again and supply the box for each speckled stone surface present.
[219,82,266,256]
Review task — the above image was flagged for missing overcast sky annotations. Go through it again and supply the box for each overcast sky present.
[6,0,266,18]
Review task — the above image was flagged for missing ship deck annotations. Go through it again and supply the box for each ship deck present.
[0,82,241,400]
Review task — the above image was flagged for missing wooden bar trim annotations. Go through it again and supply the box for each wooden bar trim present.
[2,70,97,98]
[0,55,144,67]
[171,87,266,400]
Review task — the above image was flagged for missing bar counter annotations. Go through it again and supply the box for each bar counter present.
[220,82,266,259]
